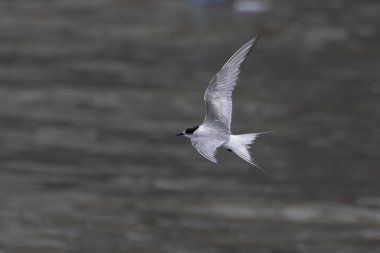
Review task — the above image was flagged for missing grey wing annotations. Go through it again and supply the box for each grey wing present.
[191,136,225,163]
[203,37,259,132]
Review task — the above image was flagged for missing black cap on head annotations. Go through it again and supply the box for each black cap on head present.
[184,126,199,135]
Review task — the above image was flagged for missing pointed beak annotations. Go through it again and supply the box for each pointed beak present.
[175,132,184,136]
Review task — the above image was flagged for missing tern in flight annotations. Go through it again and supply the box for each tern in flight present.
[176,38,265,168]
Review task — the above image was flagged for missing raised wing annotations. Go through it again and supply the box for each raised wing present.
[191,136,225,163]
[203,37,259,132]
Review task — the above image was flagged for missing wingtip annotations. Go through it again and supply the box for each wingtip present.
[251,36,260,46]
[245,36,260,56]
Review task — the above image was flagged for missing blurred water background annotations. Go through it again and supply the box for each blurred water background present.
[0,0,379,252]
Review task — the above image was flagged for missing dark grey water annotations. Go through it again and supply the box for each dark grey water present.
[0,0,379,252]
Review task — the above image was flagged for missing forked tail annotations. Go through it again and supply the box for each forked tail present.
[228,133,264,170]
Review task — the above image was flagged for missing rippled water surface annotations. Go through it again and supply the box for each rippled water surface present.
[0,0,379,252]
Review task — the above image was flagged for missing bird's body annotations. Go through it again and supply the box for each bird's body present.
[176,38,263,168]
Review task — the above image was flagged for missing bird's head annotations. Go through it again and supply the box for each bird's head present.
[175,126,199,138]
